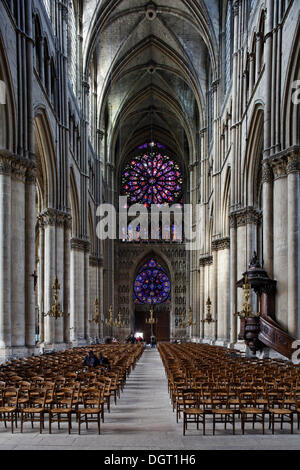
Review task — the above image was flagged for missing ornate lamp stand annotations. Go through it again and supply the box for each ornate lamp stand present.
[201,297,217,324]
[235,275,260,320]
[89,298,100,324]
[105,305,116,337]
[43,276,69,320]
[146,306,157,339]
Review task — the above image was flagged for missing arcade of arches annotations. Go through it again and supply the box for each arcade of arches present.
[0,0,299,363]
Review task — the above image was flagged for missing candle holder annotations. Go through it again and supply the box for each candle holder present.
[179,309,188,328]
[116,311,125,328]
[106,305,117,327]
[187,305,196,327]
[146,306,157,339]
[235,275,260,319]
[146,306,157,326]
[43,276,69,320]
[89,298,101,324]
[201,297,217,324]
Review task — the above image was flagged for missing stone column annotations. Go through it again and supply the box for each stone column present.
[54,221,65,345]
[212,248,218,341]
[0,154,12,359]
[70,238,90,346]
[10,162,27,352]
[39,209,69,348]
[271,156,288,328]
[63,215,72,344]
[38,220,45,343]
[199,255,213,341]
[89,257,97,340]
[229,214,237,345]
[223,245,230,342]
[84,249,90,341]
[213,238,230,344]
[43,218,56,345]
[25,165,37,352]
[287,151,299,336]
[199,262,205,340]
[262,161,274,276]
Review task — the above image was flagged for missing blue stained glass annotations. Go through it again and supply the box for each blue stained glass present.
[134,258,171,304]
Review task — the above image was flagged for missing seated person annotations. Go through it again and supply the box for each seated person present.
[98,352,110,371]
[126,333,137,344]
[83,350,100,367]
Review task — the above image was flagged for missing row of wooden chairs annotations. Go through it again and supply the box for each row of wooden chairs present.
[159,343,300,435]
[0,343,144,434]
[0,385,104,434]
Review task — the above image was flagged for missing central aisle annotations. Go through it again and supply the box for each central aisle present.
[1,348,300,449]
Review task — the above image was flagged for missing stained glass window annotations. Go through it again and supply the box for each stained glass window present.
[134,258,171,304]
[122,143,183,208]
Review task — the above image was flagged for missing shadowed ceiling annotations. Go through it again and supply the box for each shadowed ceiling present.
[82,0,219,169]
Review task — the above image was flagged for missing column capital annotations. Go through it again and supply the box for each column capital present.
[270,155,288,180]
[211,237,230,251]
[0,152,37,180]
[233,0,241,16]
[199,255,213,266]
[0,151,12,176]
[71,237,90,252]
[229,207,262,227]
[286,148,300,174]
[39,209,72,228]
[261,160,274,183]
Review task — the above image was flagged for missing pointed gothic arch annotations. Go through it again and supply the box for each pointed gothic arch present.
[34,108,57,210]
[0,30,16,152]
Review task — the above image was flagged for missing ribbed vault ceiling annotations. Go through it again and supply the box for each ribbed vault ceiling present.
[83,0,219,167]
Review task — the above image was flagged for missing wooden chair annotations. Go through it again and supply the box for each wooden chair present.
[93,380,109,418]
[16,385,31,418]
[268,391,294,434]
[182,389,206,436]
[49,388,74,434]
[175,384,197,423]
[211,388,235,435]
[20,388,47,433]
[39,382,55,414]
[0,387,19,433]
[77,387,104,435]
[239,390,265,434]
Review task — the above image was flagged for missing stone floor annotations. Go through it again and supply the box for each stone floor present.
[0,348,299,450]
